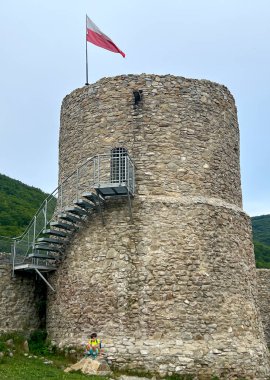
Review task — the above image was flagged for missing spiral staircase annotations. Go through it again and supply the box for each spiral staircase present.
[10,151,135,291]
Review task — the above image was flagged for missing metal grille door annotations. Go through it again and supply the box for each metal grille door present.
[110,147,127,184]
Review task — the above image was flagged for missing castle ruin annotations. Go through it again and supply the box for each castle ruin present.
[1,74,270,379]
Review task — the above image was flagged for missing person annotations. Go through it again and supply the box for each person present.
[85,332,101,358]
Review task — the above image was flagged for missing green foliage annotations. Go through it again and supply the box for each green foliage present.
[0,173,49,237]
[251,215,270,268]
[253,241,270,268]
[0,341,6,353]
[252,215,270,246]
[0,173,50,252]
[28,330,49,355]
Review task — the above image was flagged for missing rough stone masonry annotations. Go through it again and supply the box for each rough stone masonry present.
[44,74,270,379]
[256,269,270,346]
[0,253,40,333]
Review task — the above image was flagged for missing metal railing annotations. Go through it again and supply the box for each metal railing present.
[11,189,58,266]
[93,153,135,194]
[6,152,135,268]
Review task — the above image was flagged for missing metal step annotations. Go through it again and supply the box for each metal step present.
[43,229,70,238]
[34,244,62,253]
[64,206,88,216]
[58,213,82,224]
[28,253,57,260]
[95,186,128,197]
[74,199,96,210]
[14,264,57,272]
[82,192,103,204]
[37,237,66,245]
[50,221,75,231]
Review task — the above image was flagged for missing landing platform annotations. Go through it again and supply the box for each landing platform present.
[14,264,56,272]
[94,184,132,197]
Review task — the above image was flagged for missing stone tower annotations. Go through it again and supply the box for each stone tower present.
[47,74,270,379]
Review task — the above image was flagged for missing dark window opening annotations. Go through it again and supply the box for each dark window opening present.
[133,90,143,106]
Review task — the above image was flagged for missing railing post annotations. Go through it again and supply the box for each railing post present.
[126,156,129,191]
[32,216,36,249]
[12,240,16,277]
[44,199,48,230]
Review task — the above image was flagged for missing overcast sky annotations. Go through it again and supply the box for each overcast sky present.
[0,0,269,216]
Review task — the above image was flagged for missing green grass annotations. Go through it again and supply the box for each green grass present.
[0,355,196,380]
[0,354,107,380]
[0,331,102,379]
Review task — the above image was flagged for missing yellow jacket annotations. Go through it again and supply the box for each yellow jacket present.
[88,338,101,348]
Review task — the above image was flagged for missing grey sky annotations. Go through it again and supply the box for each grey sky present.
[0,0,269,216]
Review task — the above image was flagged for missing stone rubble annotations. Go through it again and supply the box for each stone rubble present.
[64,356,111,375]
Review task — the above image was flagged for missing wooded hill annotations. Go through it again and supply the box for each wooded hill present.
[0,173,48,238]
[251,215,270,268]
[0,173,270,267]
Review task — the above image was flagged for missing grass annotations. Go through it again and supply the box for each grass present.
[0,353,248,380]
[0,331,104,379]
[0,354,106,379]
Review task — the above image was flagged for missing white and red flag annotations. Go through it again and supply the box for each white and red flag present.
[86,15,125,58]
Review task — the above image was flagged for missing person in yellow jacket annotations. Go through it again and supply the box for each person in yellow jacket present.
[86,332,101,358]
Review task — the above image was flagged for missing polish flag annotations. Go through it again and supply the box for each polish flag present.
[86,15,125,58]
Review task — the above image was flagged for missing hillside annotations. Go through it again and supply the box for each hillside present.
[0,173,49,238]
[251,214,270,268]
[253,240,270,268]
[252,215,270,246]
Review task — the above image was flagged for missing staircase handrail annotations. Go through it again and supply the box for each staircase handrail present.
[11,152,135,243]
[9,151,135,269]
[13,155,95,242]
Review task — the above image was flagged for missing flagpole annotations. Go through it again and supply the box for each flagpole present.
[85,14,89,85]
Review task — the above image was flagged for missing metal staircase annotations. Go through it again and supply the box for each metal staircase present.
[10,152,135,290]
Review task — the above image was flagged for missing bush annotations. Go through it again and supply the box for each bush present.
[28,330,48,355]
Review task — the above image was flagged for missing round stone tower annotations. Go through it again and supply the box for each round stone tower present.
[47,74,270,379]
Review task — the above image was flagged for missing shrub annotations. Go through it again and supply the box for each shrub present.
[28,330,49,355]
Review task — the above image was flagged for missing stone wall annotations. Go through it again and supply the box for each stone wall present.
[47,199,270,379]
[0,253,42,334]
[46,74,270,379]
[256,269,270,346]
[58,74,242,207]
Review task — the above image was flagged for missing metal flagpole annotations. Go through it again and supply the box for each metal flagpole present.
[85,14,89,85]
